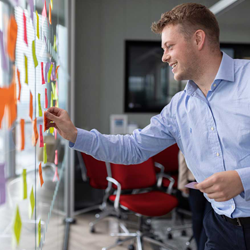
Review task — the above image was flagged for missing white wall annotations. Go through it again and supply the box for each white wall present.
[75,0,250,133]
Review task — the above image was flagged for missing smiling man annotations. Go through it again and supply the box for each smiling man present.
[46,3,250,250]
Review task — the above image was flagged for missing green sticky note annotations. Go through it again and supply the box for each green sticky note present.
[51,82,58,100]
[53,35,57,52]
[38,93,42,117]
[36,11,39,39]
[32,40,38,68]
[24,55,28,84]
[43,143,47,164]
[37,219,41,247]
[50,91,54,107]
[22,169,27,200]
[13,206,22,246]
[49,126,54,134]
[29,186,35,218]
[47,64,53,83]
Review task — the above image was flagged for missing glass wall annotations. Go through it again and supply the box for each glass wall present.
[0,0,69,249]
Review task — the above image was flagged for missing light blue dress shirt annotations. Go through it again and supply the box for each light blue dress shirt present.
[70,52,250,218]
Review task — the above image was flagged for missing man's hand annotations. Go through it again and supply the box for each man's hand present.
[45,107,78,143]
[195,170,244,202]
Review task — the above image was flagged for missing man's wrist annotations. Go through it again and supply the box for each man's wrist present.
[71,127,78,143]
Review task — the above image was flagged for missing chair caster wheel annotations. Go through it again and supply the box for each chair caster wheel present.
[181,230,187,236]
[90,226,95,233]
[128,244,135,250]
[167,233,173,239]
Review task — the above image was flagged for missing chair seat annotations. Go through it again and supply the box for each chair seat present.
[109,190,178,217]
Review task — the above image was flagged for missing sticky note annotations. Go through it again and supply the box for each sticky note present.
[29,0,34,21]
[54,150,58,165]
[43,143,47,163]
[42,0,47,20]
[41,62,45,84]
[7,16,18,61]
[54,128,57,139]
[38,163,44,187]
[29,186,35,218]
[24,55,28,84]
[185,182,198,189]
[50,0,53,10]
[44,88,48,108]
[47,63,53,83]
[51,62,56,80]
[22,169,27,199]
[49,3,52,24]
[29,91,33,120]
[23,11,28,45]
[39,124,44,147]
[38,93,42,117]
[53,167,59,182]
[36,11,39,39]
[53,35,57,52]
[20,119,25,151]
[51,82,57,100]
[32,40,38,68]
[0,163,6,205]
[17,68,21,101]
[55,65,60,79]
[43,111,48,132]
[50,91,53,107]
[45,62,50,83]
[32,118,38,146]
[37,219,41,247]
[7,79,17,129]
[0,30,8,71]
[49,126,54,134]
[13,206,22,246]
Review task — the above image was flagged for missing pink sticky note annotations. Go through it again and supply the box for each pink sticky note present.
[185,182,198,189]
[41,62,45,84]
[0,163,6,205]
[39,124,44,147]
[54,150,58,165]
[54,128,57,139]
[45,88,48,108]
[53,167,59,182]
[23,11,28,45]
[0,31,8,71]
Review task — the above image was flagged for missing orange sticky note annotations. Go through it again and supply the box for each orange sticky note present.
[29,91,33,120]
[7,77,17,129]
[7,16,18,61]
[17,68,21,101]
[32,118,38,146]
[49,3,52,24]
[38,162,44,187]
[39,124,44,147]
[20,119,25,151]
[54,150,58,165]
[55,65,60,79]
[0,88,7,128]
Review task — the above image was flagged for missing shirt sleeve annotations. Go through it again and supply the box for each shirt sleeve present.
[235,168,250,201]
[69,105,178,165]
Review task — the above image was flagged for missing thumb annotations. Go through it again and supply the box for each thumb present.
[45,111,59,122]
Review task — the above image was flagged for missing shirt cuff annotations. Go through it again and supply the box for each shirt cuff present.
[235,168,250,201]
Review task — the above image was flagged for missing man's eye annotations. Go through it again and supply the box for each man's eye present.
[167,45,173,49]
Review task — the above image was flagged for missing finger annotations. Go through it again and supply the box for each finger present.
[196,178,214,191]
[47,123,56,128]
[45,111,60,122]
[47,107,62,116]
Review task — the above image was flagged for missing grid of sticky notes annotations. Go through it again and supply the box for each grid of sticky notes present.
[0,1,60,247]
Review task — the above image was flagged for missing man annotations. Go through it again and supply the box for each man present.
[46,3,250,250]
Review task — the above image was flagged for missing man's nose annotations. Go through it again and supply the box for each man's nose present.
[162,53,170,63]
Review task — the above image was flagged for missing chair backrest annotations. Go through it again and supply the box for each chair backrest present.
[110,158,156,190]
[152,143,179,172]
[80,152,108,189]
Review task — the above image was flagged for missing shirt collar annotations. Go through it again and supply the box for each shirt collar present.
[184,51,235,96]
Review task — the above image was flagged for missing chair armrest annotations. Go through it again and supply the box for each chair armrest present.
[154,162,165,174]
[106,177,121,211]
[157,173,175,194]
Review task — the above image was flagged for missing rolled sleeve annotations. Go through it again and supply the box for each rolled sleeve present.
[235,168,250,201]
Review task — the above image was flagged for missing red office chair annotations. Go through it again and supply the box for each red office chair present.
[76,151,115,233]
[102,158,179,250]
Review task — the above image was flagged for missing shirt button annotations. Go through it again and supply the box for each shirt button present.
[232,204,235,209]
[216,152,220,157]
[211,127,214,131]
[213,84,216,87]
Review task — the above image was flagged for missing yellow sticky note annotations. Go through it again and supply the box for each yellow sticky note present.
[51,82,58,100]
[13,206,22,246]
[24,55,28,84]
[43,143,47,164]
[29,186,35,218]
[50,0,53,10]
[38,93,42,117]
[37,219,41,247]
[32,40,38,68]
[53,35,57,52]
[49,126,54,134]
[36,11,39,39]
[22,169,27,200]
[47,64,53,83]
[50,91,53,107]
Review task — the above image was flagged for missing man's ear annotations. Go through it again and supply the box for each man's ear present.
[193,29,206,50]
